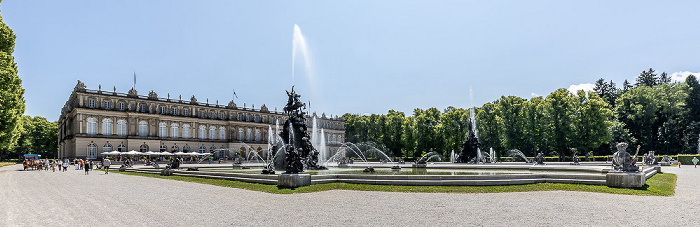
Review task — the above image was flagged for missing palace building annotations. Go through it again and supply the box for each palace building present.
[57,81,345,160]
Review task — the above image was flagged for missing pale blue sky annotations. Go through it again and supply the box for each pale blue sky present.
[3,1,699,121]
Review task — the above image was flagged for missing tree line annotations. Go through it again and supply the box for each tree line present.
[343,68,700,160]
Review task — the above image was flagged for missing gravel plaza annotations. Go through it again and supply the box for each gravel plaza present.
[1,163,698,226]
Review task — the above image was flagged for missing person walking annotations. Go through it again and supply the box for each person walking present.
[678,161,682,168]
[62,160,68,172]
[693,157,698,168]
[84,161,90,175]
[103,158,111,174]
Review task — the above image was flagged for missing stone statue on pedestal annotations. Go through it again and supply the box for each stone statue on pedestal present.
[612,143,640,172]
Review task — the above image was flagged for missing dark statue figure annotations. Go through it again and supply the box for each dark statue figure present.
[612,142,640,172]
[534,152,545,165]
[278,87,327,173]
[643,151,658,166]
[572,155,580,165]
[458,123,481,163]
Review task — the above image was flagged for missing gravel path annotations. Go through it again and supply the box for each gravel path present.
[1,164,698,226]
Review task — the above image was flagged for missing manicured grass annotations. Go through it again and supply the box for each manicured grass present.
[113,171,676,196]
[0,162,17,168]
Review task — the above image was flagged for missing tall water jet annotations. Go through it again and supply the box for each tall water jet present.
[320,128,327,164]
[292,24,311,86]
[458,86,482,163]
[311,116,319,154]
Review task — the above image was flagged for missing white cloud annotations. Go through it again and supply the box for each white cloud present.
[531,93,539,97]
[567,83,595,94]
[670,71,700,82]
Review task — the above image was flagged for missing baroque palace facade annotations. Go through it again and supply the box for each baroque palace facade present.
[58,81,345,160]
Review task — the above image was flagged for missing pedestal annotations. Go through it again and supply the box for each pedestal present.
[412,164,427,168]
[278,173,311,188]
[606,172,645,188]
[118,166,127,172]
[161,169,173,176]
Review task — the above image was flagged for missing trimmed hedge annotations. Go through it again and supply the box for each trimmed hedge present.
[677,155,699,165]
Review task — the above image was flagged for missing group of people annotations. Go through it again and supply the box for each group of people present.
[21,158,112,175]
[22,159,69,172]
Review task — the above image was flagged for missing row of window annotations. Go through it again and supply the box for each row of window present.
[86,143,229,159]
[86,118,268,142]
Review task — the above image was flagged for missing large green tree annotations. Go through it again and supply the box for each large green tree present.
[545,89,576,160]
[437,106,469,158]
[0,5,25,160]
[13,116,58,158]
[572,91,613,155]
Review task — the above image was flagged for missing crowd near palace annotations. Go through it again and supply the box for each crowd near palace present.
[57,81,345,160]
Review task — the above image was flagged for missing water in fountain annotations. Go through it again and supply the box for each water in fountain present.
[417,151,443,163]
[319,128,327,164]
[469,87,483,163]
[268,126,274,163]
[697,133,700,154]
[506,149,530,163]
[490,147,496,163]
[450,150,455,163]
[292,24,311,86]
[311,116,320,158]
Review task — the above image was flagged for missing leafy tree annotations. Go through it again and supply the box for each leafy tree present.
[622,79,632,92]
[545,89,576,160]
[523,96,548,156]
[593,78,618,107]
[658,72,671,84]
[401,116,416,158]
[616,86,659,151]
[382,110,405,157]
[684,74,700,123]
[573,91,613,155]
[437,106,469,158]
[635,68,658,87]
[608,120,636,154]
[13,116,58,158]
[476,102,503,157]
[496,96,527,152]
[0,5,24,160]
[413,108,441,157]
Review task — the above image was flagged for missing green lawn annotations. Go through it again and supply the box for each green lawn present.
[114,171,676,196]
[0,162,17,168]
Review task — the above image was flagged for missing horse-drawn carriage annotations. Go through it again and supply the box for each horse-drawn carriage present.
[22,154,42,171]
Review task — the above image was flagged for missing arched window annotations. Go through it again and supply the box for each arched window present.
[87,118,97,135]
[219,127,226,140]
[139,121,148,137]
[87,143,97,159]
[182,124,190,139]
[104,101,111,109]
[117,120,127,136]
[102,119,112,135]
[159,123,167,138]
[89,100,95,108]
[210,146,216,154]
[102,143,112,153]
[246,128,252,141]
[160,144,167,152]
[210,112,215,119]
[171,145,179,152]
[238,128,244,141]
[199,126,206,139]
[209,126,216,140]
[119,103,125,111]
[199,145,206,153]
[220,113,225,120]
[139,144,148,152]
[200,111,205,118]
[183,145,190,152]
[171,123,179,139]
[254,129,261,142]
[117,144,126,152]
[172,108,178,115]
[332,135,337,144]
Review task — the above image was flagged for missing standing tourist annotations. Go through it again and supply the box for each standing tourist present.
[693,157,698,168]
[62,160,68,172]
[103,158,111,174]
[678,161,681,168]
[84,161,90,175]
